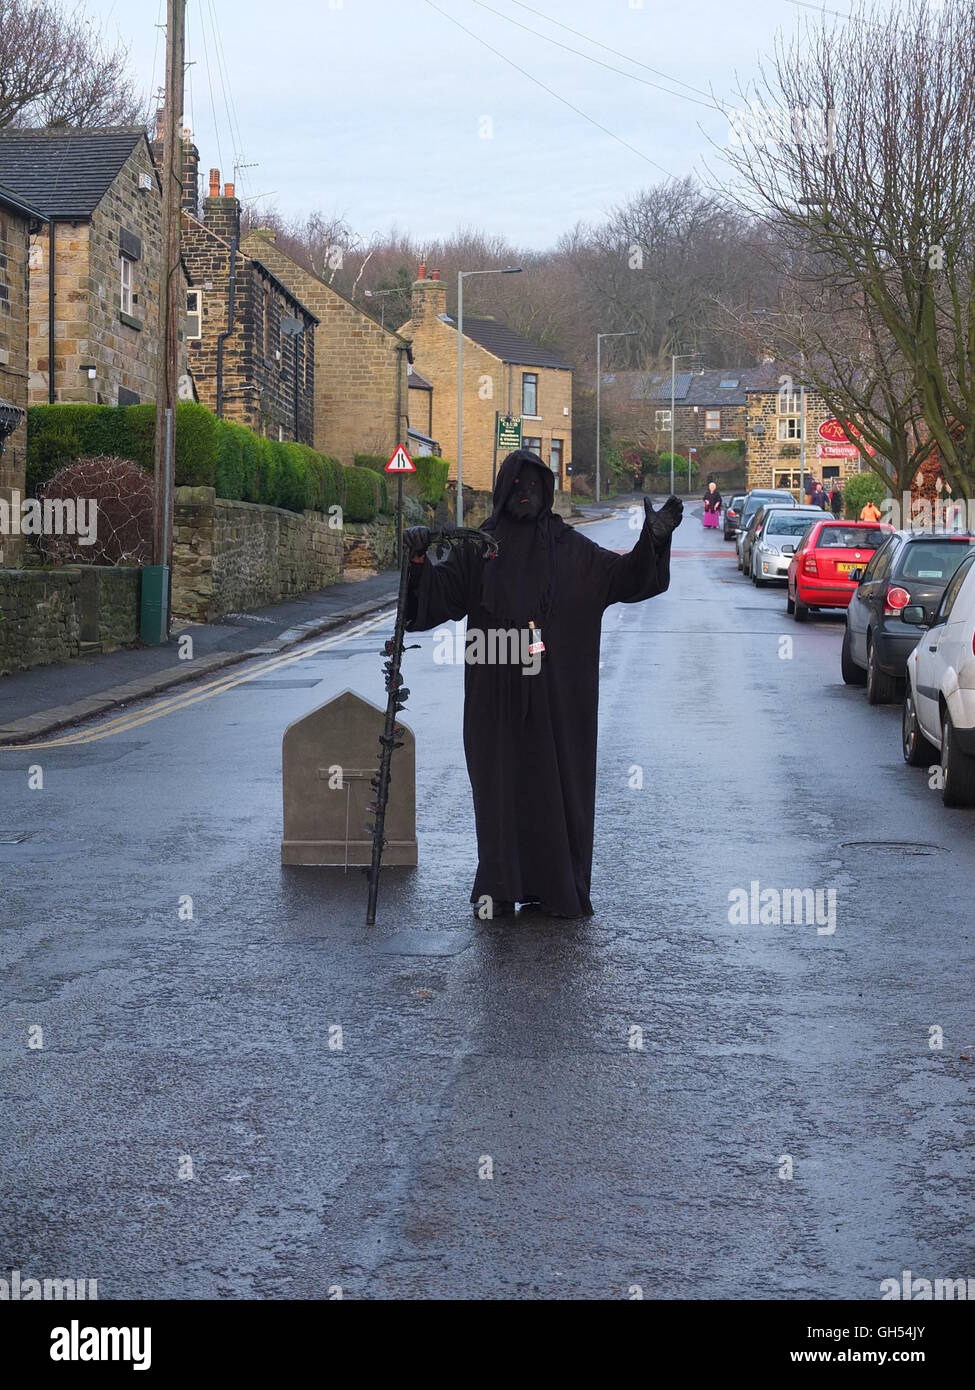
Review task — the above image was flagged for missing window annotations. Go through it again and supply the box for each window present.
[551,438,563,489]
[522,372,538,416]
[777,416,805,441]
[862,537,895,583]
[777,386,802,414]
[120,255,133,316]
[935,551,975,623]
[704,409,720,431]
[523,436,542,456]
[185,289,202,341]
[654,408,672,429]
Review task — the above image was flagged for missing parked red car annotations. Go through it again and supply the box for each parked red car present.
[787,519,894,621]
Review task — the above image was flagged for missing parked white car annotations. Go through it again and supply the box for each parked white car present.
[902,548,975,804]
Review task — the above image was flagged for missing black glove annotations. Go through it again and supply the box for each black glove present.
[644,495,683,544]
[404,526,433,556]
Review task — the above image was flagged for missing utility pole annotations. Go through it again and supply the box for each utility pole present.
[152,0,186,591]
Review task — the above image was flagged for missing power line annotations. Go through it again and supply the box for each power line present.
[197,0,224,176]
[487,0,725,110]
[421,0,678,179]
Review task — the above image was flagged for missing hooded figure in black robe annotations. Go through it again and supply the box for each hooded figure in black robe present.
[404,449,682,918]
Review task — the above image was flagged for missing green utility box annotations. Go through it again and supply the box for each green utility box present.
[140,565,169,646]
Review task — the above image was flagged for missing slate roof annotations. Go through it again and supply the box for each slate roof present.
[441,313,571,370]
[0,127,148,219]
[613,366,772,407]
[407,366,433,390]
[0,180,47,222]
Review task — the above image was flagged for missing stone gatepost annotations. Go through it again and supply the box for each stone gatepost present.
[281,688,417,867]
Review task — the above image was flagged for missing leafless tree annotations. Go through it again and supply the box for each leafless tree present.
[0,0,142,128]
[718,0,975,494]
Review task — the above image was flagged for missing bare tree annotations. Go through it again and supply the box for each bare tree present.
[718,0,975,494]
[0,0,142,128]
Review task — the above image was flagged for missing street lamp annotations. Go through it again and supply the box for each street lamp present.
[456,266,523,526]
[595,331,639,504]
[670,351,702,496]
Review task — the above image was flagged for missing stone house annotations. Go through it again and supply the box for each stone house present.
[240,228,409,463]
[397,266,573,493]
[406,364,438,456]
[0,184,44,566]
[605,367,756,458]
[0,126,176,408]
[743,366,867,493]
[181,171,317,443]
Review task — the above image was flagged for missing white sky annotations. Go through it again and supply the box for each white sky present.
[88,0,888,249]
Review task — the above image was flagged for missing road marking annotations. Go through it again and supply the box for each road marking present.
[0,610,395,752]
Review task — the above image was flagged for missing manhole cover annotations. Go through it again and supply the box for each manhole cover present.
[841,840,947,855]
[377,929,473,957]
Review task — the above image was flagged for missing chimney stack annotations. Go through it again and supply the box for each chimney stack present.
[203,166,240,245]
[179,129,200,217]
[411,263,446,328]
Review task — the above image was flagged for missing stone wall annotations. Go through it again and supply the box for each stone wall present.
[343,515,397,573]
[0,566,140,674]
[172,486,343,621]
[0,201,31,566]
[744,388,866,492]
[241,230,408,464]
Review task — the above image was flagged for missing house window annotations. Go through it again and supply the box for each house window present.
[654,409,672,429]
[523,436,542,456]
[522,372,538,416]
[778,386,802,414]
[186,289,202,341]
[551,438,563,489]
[120,255,133,316]
[777,415,805,441]
[705,409,720,431]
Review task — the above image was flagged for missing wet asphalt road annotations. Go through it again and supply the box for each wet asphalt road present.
[1,505,972,1300]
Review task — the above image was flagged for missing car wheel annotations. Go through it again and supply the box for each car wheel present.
[754,570,766,587]
[841,624,866,685]
[903,688,937,767]
[866,639,896,705]
[786,593,795,614]
[794,598,809,623]
[941,709,975,807]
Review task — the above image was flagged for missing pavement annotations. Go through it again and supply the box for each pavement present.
[7,498,967,1300]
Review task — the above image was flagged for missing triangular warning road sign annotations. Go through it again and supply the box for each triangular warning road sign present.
[385,445,416,473]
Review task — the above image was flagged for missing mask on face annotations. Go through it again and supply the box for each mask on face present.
[504,466,545,522]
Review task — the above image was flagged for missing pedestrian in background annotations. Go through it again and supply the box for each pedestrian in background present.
[702,480,722,529]
[860,498,882,523]
[830,482,843,517]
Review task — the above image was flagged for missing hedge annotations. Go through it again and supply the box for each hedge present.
[26,402,345,516]
[342,465,380,522]
[842,472,888,520]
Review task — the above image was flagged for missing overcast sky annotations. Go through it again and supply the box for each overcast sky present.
[89,0,879,249]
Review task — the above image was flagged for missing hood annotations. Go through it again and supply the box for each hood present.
[485,448,554,528]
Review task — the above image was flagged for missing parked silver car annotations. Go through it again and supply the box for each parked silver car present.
[751,507,823,586]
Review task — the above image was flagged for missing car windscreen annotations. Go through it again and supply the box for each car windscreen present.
[765,514,818,537]
[817,526,886,548]
[898,540,975,581]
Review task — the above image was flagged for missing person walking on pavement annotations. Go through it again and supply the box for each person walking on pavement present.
[402,448,683,919]
[702,480,722,529]
[860,498,883,523]
[830,482,843,518]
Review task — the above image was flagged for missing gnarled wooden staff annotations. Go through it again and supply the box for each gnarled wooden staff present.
[366,527,498,925]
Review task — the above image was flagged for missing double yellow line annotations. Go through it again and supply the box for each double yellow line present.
[0,609,395,752]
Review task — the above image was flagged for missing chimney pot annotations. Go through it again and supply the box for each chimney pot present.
[224,182,235,198]
[418,261,426,280]
[431,269,440,281]
[209,168,220,198]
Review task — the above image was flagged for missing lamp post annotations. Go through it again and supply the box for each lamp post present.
[595,331,638,504]
[670,351,701,496]
[457,266,523,526]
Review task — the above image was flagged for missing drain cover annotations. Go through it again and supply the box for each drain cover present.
[377,929,473,957]
[841,840,947,855]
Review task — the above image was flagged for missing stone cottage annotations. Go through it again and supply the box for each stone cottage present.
[0,183,43,566]
[0,126,175,407]
[240,228,409,463]
[397,266,573,493]
[181,171,317,443]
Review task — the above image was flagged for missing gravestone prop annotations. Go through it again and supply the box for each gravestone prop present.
[281,689,417,867]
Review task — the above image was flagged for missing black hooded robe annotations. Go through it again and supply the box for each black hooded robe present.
[406,452,674,917]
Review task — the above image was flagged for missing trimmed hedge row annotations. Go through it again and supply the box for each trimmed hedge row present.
[353,450,449,508]
[26,402,389,521]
